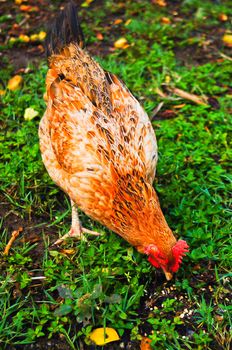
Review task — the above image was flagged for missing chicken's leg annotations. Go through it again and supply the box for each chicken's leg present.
[54,200,100,245]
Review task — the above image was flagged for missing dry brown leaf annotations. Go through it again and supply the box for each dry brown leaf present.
[207,97,220,109]
[20,235,40,243]
[7,75,23,91]
[157,109,177,119]
[60,249,76,255]
[140,337,152,350]
[34,45,44,54]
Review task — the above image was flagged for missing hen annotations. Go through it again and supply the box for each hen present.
[39,1,189,280]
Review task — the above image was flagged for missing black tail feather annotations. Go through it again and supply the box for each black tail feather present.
[45,1,85,58]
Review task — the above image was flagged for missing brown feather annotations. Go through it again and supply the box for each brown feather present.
[39,14,176,261]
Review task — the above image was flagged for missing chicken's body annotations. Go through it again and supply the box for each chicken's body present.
[39,2,188,279]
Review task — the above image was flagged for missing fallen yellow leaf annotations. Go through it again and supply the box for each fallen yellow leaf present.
[0,90,6,96]
[81,0,94,7]
[222,33,232,47]
[19,34,30,42]
[89,327,120,346]
[38,31,46,41]
[125,19,132,26]
[101,268,109,273]
[165,75,171,84]
[7,75,23,91]
[30,32,46,42]
[15,0,24,4]
[24,107,39,121]
[9,37,17,44]
[30,34,39,41]
[114,37,128,49]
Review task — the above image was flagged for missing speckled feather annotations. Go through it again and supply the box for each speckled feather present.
[39,4,179,260]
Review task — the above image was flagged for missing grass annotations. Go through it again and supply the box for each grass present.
[0,0,231,349]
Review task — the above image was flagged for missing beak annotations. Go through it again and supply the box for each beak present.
[164,271,173,281]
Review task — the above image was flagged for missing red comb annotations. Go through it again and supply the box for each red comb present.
[170,240,189,272]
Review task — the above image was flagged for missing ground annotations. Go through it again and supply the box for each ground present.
[0,0,231,349]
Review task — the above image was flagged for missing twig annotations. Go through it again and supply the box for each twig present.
[218,51,232,61]
[155,87,167,98]
[0,276,46,285]
[3,227,23,255]
[31,276,47,280]
[155,87,183,101]
[150,102,164,120]
[156,85,209,106]
[170,87,208,106]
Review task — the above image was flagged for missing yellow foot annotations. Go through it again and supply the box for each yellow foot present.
[53,226,101,246]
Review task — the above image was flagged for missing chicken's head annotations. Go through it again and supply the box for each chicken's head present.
[145,240,189,280]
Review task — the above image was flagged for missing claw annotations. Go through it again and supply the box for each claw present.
[53,199,101,246]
